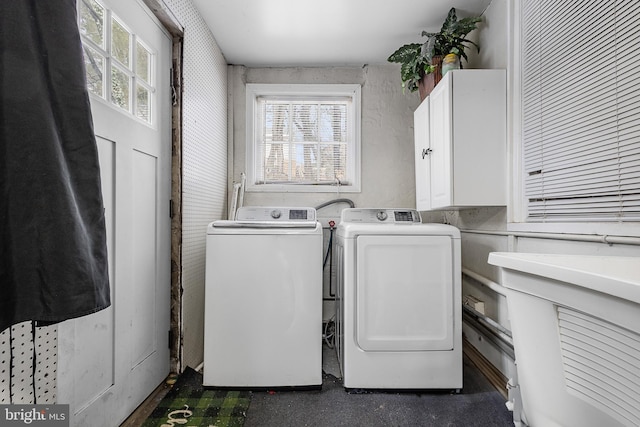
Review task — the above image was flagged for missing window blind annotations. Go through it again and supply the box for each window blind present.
[256,97,350,185]
[522,0,640,221]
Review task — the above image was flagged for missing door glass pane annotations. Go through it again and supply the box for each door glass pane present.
[112,18,130,67]
[136,41,151,83]
[83,45,104,97]
[136,84,150,122]
[111,66,130,110]
[78,3,156,124]
[79,0,104,47]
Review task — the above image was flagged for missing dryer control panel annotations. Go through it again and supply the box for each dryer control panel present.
[340,208,421,224]
[236,206,316,222]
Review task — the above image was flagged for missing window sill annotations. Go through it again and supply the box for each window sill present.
[246,184,360,193]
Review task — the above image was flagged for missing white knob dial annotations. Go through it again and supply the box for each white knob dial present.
[376,211,388,221]
[270,209,282,219]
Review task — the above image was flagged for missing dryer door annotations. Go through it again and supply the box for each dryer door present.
[355,235,454,351]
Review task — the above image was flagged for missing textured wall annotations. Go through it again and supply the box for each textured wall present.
[165,0,228,370]
[229,64,420,211]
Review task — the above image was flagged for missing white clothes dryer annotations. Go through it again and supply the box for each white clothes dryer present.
[203,206,323,388]
[336,208,462,390]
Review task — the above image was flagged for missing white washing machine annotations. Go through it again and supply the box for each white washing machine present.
[203,206,323,388]
[336,208,462,390]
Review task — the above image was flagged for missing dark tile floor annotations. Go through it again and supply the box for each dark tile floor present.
[243,344,514,427]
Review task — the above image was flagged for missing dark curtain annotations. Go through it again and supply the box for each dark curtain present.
[0,0,110,332]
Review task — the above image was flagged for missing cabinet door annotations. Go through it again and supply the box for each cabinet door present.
[413,99,431,211]
[429,79,453,208]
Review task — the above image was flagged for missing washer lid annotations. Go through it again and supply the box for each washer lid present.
[211,220,319,229]
[209,206,320,233]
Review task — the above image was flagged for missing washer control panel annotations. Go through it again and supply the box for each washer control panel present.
[341,208,421,224]
[236,206,316,222]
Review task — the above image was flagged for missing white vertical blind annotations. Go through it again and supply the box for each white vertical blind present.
[522,0,640,221]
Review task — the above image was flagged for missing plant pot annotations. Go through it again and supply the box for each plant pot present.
[441,53,460,77]
[418,56,444,101]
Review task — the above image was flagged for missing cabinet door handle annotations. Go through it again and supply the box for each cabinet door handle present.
[421,148,432,159]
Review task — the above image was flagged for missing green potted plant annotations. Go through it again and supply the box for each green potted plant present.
[388,7,482,99]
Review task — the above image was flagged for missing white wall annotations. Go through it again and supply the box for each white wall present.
[229,64,419,210]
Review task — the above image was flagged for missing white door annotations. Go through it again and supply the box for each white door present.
[355,235,454,351]
[57,0,172,425]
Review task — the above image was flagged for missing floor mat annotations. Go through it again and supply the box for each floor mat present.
[142,367,250,427]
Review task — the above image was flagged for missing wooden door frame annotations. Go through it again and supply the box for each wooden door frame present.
[141,0,184,373]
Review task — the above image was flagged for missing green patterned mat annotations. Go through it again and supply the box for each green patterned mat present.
[142,367,251,427]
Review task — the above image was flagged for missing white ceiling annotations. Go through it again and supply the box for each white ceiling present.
[190,0,492,67]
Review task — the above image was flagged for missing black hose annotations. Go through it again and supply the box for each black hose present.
[323,227,336,298]
[323,228,333,268]
[315,198,355,210]
[317,198,352,300]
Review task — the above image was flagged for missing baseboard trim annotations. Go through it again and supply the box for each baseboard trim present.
[120,375,174,427]
[463,337,508,399]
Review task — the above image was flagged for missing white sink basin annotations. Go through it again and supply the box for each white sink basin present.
[488,252,640,427]
[488,252,640,304]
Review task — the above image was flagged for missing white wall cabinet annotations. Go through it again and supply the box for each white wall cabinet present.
[414,70,506,211]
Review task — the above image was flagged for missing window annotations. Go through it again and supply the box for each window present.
[518,0,640,223]
[78,0,155,124]
[246,84,361,192]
